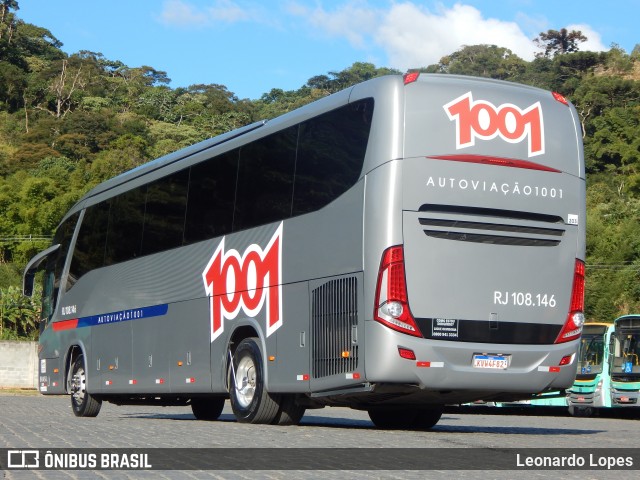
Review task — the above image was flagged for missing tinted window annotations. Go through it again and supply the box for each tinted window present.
[69,202,110,286]
[63,98,374,272]
[105,187,145,265]
[184,150,238,244]
[292,99,373,216]
[141,169,189,255]
[44,212,79,304]
[234,126,297,231]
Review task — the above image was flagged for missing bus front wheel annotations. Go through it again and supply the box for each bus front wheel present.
[229,338,281,424]
[70,354,102,417]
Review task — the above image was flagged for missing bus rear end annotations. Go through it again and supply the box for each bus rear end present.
[364,74,585,406]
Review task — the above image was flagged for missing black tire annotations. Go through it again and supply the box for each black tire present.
[273,394,306,425]
[229,338,281,424]
[368,407,418,429]
[414,406,443,429]
[191,397,225,421]
[70,354,102,417]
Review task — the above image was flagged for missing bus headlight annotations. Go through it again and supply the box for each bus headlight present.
[595,380,603,394]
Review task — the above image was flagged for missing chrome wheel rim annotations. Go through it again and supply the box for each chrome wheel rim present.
[71,365,86,405]
[234,356,256,408]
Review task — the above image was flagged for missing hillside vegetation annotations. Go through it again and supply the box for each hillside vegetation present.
[1,2,640,337]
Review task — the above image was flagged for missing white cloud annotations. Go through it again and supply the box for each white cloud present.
[158,0,209,27]
[378,3,536,69]
[566,23,608,52]
[286,1,610,71]
[208,0,251,22]
[158,0,270,27]
[284,0,378,49]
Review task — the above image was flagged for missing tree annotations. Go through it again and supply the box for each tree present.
[586,106,640,175]
[304,62,401,94]
[534,28,587,58]
[0,0,19,45]
[574,75,640,144]
[431,45,527,80]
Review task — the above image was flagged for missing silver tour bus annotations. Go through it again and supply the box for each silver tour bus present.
[24,73,586,429]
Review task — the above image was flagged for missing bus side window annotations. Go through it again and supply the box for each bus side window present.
[184,149,238,244]
[293,99,373,216]
[105,187,146,265]
[68,202,110,288]
[141,169,189,255]
[233,126,297,231]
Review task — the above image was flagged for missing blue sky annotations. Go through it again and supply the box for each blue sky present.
[18,1,639,100]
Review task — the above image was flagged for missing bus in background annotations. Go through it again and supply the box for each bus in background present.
[609,315,640,409]
[24,73,586,429]
[566,322,613,415]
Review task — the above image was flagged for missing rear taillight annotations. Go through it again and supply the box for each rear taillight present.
[404,72,420,85]
[552,91,569,106]
[374,246,422,337]
[555,259,585,343]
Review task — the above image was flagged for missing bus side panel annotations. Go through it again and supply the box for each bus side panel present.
[267,281,310,393]
[92,322,132,394]
[167,299,213,393]
[269,180,366,393]
[131,314,172,393]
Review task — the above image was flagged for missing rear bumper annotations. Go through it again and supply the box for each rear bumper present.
[364,322,578,394]
[611,388,640,406]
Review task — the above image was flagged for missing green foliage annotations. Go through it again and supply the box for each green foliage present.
[0,284,41,340]
[585,175,640,320]
[430,45,527,80]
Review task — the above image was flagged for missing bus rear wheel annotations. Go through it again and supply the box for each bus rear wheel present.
[415,406,443,429]
[191,397,225,421]
[273,394,306,425]
[70,354,102,417]
[368,406,443,430]
[229,338,281,424]
[368,407,417,429]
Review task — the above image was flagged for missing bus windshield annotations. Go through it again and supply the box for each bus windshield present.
[613,331,640,375]
[576,332,606,374]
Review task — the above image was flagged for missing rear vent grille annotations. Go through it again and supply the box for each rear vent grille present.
[312,277,358,379]
[418,205,565,247]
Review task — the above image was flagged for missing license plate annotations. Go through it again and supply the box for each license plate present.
[620,396,630,403]
[473,354,509,369]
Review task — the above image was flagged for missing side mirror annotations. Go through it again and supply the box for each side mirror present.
[22,244,60,297]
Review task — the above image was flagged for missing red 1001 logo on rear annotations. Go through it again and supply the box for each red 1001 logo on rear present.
[444,92,545,157]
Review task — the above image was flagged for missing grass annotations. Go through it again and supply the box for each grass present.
[0,387,39,396]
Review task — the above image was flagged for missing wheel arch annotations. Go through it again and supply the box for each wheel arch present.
[225,322,266,390]
[64,343,87,394]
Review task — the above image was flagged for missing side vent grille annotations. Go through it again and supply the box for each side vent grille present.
[312,277,358,379]
[418,205,565,247]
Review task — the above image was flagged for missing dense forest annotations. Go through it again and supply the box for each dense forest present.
[1,1,640,338]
